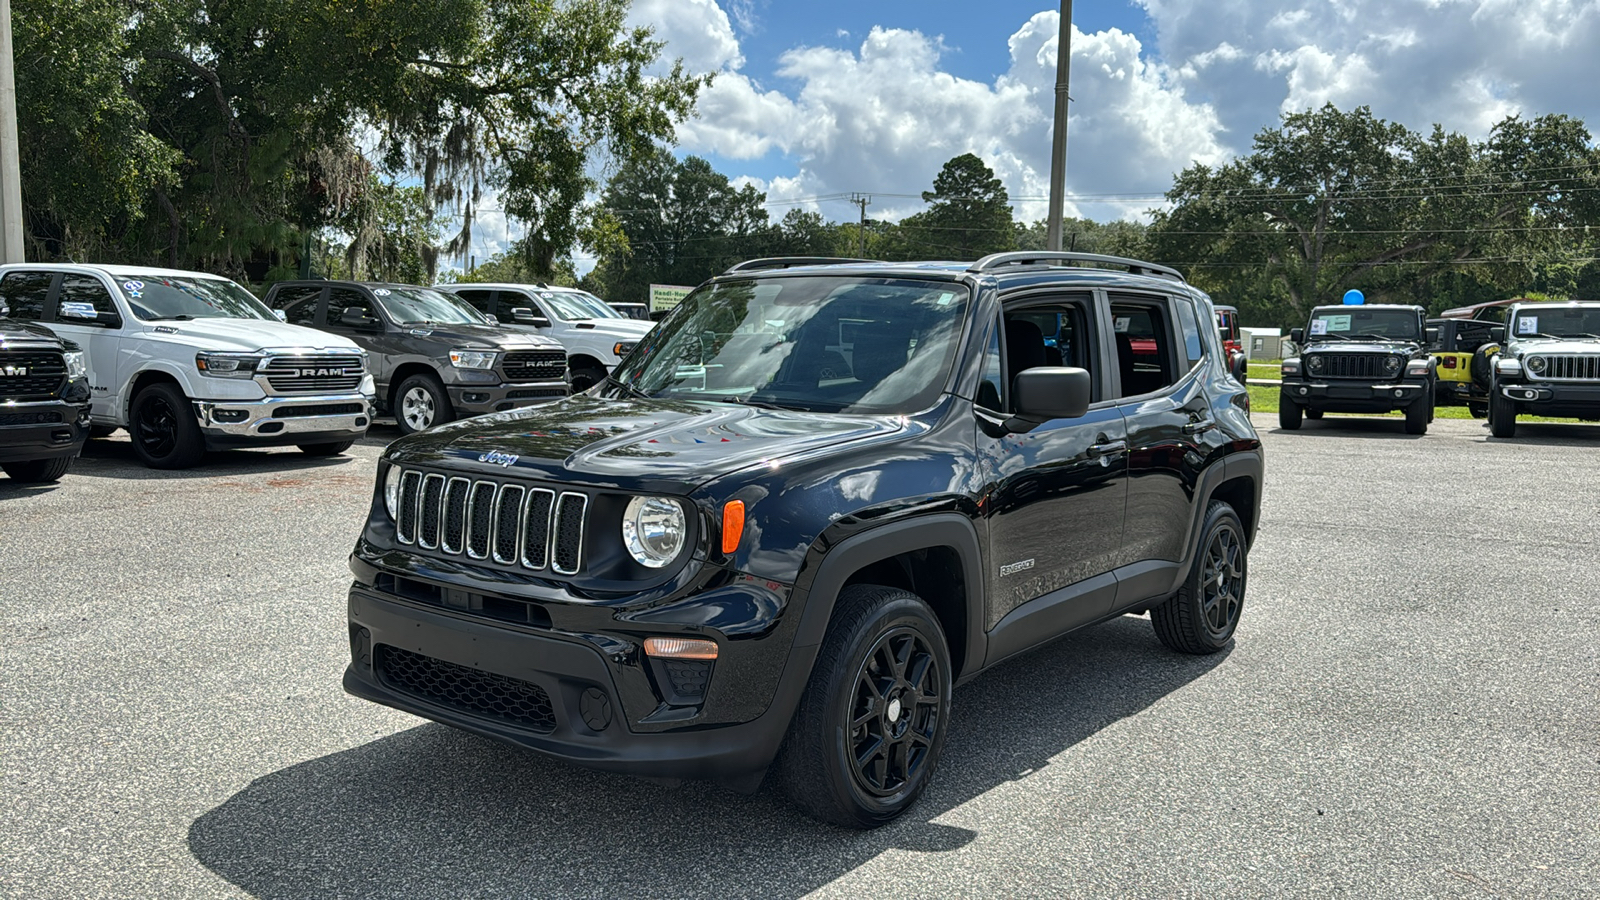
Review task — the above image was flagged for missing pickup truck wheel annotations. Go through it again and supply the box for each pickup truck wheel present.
[1304,409,1324,420]
[1404,391,1430,435]
[1278,401,1303,430]
[776,584,951,828]
[298,440,355,457]
[88,425,118,439]
[1151,501,1247,654]
[130,382,205,469]
[3,456,72,483]
[1488,380,1517,438]
[570,366,607,392]
[395,373,453,435]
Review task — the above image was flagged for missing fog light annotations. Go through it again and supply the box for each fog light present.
[214,408,249,423]
[644,637,718,659]
[1394,389,1405,398]
[1299,387,1309,395]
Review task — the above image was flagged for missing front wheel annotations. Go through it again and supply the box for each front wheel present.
[776,584,952,828]
[299,440,355,457]
[3,456,72,483]
[1151,501,1247,654]
[1278,400,1303,430]
[130,382,206,469]
[394,373,454,436]
[1404,391,1430,435]
[1488,381,1517,438]
[570,366,607,392]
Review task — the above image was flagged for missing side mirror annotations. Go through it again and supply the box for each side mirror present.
[273,309,287,322]
[1290,327,1305,344]
[340,306,381,330]
[1005,367,1091,433]
[1425,326,1440,345]
[511,307,550,328]
[0,301,8,317]
[1489,326,1505,342]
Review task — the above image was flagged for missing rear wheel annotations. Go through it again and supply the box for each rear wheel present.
[1488,380,1517,438]
[299,440,355,457]
[776,584,951,828]
[1151,501,1247,654]
[129,382,205,469]
[1278,401,1303,430]
[3,456,72,483]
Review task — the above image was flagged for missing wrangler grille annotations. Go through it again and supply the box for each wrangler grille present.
[376,645,556,733]
[1309,353,1393,380]
[393,470,587,575]
[259,354,365,394]
[0,351,66,400]
[501,349,567,382]
[1530,354,1600,381]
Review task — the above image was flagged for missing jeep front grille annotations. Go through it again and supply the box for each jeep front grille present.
[1310,353,1391,379]
[501,349,567,382]
[259,354,365,394]
[393,469,587,575]
[1530,354,1600,381]
[0,351,66,401]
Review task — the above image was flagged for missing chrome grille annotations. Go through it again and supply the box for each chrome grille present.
[259,354,365,394]
[392,471,585,575]
[1309,353,1392,379]
[1531,354,1600,381]
[501,349,567,382]
[0,351,66,400]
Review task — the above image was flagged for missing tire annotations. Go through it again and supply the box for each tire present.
[88,425,118,439]
[776,584,952,828]
[1488,379,1517,438]
[129,382,206,469]
[570,366,607,392]
[1151,501,1247,654]
[3,456,72,483]
[394,373,453,436]
[1404,391,1430,435]
[298,440,355,457]
[1467,402,1487,419]
[1470,344,1500,390]
[1278,401,1303,430]
[1305,409,1324,420]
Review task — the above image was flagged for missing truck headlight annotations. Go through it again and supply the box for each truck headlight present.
[449,349,498,370]
[613,342,637,357]
[1526,356,1546,375]
[196,353,264,378]
[383,464,403,519]
[622,496,687,569]
[63,350,87,379]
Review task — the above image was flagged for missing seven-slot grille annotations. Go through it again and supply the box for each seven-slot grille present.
[501,349,567,382]
[1531,354,1600,381]
[0,351,66,400]
[259,354,365,394]
[1310,353,1392,379]
[394,468,588,575]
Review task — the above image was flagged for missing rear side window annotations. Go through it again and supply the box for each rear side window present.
[271,285,321,310]
[1173,298,1206,369]
[329,288,376,322]
[281,295,321,327]
[0,271,54,321]
[1111,298,1178,397]
[453,289,495,316]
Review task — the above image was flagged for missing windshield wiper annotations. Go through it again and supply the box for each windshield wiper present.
[146,314,197,321]
[1558,333,1600,340]
[1309,333,1349,341]
[1516,331,1562,340]
[1346,333,1396,341]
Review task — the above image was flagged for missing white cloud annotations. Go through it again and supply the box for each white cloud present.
[627,0,743,73]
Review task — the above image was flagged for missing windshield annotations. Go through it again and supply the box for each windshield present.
[610,276,970,414]
[1509,306,1600,340]
[538,289,622,321]
[1306,307,1420,341]
[118,274,276,322]
[375,287,486,325]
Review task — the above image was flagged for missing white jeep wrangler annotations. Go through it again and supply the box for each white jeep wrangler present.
[0,264,375,468]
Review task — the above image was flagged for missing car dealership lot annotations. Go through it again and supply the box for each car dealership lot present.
[3,417,1597,898]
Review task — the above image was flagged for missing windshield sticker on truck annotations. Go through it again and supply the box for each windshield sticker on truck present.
[1518,316,1538,335]
[1114,316,1131,333]
[1327,314,1352,332]
[1309,319,1328,336]
[373,289,391,296]
[122,280,144,298]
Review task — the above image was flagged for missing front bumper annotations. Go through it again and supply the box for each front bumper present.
[1281,379,1427,412]
[1499,381,1600,417]
[193,392,373,449]
[0,399,92,463]
[447,381,569,416]
[343,581,797,783]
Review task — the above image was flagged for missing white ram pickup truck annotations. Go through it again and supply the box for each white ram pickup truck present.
[0,264,375,468]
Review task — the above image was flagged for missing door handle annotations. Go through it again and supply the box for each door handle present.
[1182,417,1215,435]
[1088,439,1126,457]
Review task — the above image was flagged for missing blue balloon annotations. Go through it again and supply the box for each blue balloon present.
[1342,290,1365,305]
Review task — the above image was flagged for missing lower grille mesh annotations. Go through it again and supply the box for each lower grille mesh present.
[377,646,556,733]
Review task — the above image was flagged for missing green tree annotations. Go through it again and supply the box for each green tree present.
[1014,217,1150,259]
[892,153,1015,260]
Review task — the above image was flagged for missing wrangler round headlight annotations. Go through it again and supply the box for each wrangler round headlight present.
[1526,355,1546,375]
[1307,355,1324,374]
[622,496,686,568]
[1384,355,1402,374]
[384,465,403,519]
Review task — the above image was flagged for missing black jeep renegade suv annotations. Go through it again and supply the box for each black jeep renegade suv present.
[343,253,1264,827]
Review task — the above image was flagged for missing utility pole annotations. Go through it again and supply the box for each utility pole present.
[849,193,871,257]
[1044,0,1073,253]
[0,0,26,263]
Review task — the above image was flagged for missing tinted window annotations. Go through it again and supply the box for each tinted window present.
[1003,300,1094,410]
[1112,300,1177,397]
[282,296,321,327]
[0,271,54,321]
[329,288,375,322]
[452,289,495,315]
[271,285,322,310]
[1173,297,1206,368]
[976,317,1003,411]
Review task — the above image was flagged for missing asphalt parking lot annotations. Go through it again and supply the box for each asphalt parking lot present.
[3,415,1597,898]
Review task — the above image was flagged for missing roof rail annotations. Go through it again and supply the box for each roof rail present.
[968,251,1186,283]
[722,256,881,275]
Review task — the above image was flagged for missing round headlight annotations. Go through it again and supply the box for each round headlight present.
[1384,355,1402,373]
[384,465,403,519]
[1526,355,1546,374]
[623,496,687,568]
[1307,355,1324,374]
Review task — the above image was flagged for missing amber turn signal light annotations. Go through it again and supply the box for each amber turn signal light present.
[721,500,746,555]
[643,637,719,660]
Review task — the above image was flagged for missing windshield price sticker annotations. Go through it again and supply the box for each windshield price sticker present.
[1114,316,1131,333]
[1326,314,1352,332]
[1518,317,1538,335]
[123,279,145,298]
[373,289,391,296]
[1309,319,1328,336]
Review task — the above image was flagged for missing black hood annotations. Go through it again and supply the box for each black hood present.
[386,394,913,492]
[0,318,70,349]
[397,322,559,350]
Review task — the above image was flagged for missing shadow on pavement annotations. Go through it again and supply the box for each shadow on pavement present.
[59,430,399,481]
[1266,416,1426,438]
[188,616,1229,899]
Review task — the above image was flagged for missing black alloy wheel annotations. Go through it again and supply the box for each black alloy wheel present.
[130,382,205,469]
[570,366,607,392]
[1152,500,1247,654]
[777,584,952,828]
